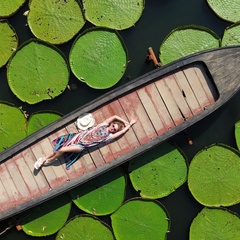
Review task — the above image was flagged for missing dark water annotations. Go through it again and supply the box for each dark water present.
[1,0,240,239]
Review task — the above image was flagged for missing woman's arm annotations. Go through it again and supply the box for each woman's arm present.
[110,117,138,140]
[102,115,129,125]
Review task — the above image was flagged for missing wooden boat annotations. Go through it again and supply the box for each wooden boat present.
[0,46,240,221]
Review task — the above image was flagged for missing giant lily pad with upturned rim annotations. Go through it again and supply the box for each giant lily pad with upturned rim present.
[160,25,220,64]
[128,142,188,199]
[0,0,27,17]
[56,215,114,240]
[221,22,240,47]
[69,27,128,89]
[27,111,62,136]
[82,0,144,30]
[206,0,240,23]
[0,20,18,68]
[189,207,240,240]
[21,193,71,237]
[70,167,126,216]
[7,39,69,104]
[27,0,85,44]
[235,120,240,151]
[188,143,240,207]
[111,198,170,240]
[0,102,26,152]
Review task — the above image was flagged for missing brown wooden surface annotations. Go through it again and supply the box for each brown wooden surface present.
[1,46,240,221]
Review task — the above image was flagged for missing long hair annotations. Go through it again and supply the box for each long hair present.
[111,120,125,132]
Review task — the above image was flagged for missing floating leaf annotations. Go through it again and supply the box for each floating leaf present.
[0,20,18,68]
[188,144,240,207]
[69,27,127,89]
[21,193,71,237]
[222,22,240,47]
[111,198,169,240]
[82,0,144,30]
[27,0,85,44]
[160,25,220,64]
[7,39,69,104]
[0,102,26,152]
[190,207,240,240]
[56,215,114,240]
[27,111,62,136]
[0,0,27,17]
[128,143,188,199]
[206,0,240,23]
[70,167,126,216]
[235,120,240,151]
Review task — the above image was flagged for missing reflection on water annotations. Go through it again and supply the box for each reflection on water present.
[1,0,239,239]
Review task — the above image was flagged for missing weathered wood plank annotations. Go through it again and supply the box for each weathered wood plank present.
[14,153,43,197]
[174,70,203,115]
[137,83,175,134]
[119,91,157,144]
[21,148,50,193]
[193,63,217,105]
[155,77,185,125]
[0,178,10,211]
[30,138,68,189]
[183,66,212,109]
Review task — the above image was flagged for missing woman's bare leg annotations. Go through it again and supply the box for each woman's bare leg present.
[44,145,82,164]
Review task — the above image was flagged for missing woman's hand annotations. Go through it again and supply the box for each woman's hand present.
[130,117,138,126]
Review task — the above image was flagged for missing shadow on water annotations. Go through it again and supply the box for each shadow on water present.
[0,0,239,239]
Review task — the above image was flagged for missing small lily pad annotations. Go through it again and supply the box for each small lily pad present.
[70,167,126,216]
[56,215,114,240]
[188,144,240,207]
[27,0,85,44]
[222,23,240,47]
[69,27,127,89]
[21,193,71,237]
[128,143,188,199]
[0,0,27,17]
[235,120,240,151]
[0,20,18,68]
[111,198,170,240]
[27,111,62,136]
[206,0,240,23]
[0,102,26,152]
[82,0,144,30]
[190,207,240,240]
[160,25,220,64]
[7,39,69,104]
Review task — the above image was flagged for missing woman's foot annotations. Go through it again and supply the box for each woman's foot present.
[34,157,46,170]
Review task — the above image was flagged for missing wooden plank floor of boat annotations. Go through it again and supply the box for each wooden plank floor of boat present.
[0,62,218,214]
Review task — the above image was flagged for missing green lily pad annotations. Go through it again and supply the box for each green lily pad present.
[235,120,240,151]
[27,0,85,44]
[7,39,69,104]
[188,144,240,207]
[222,22,240,47]
[0,102,26,152]
[69,27,127,89]
[206,0,240,23]
[190,207,240,240]
[56,215,114,240]
[0,0,27,17]
[160,25,220,64]
[27,111,62,136]
[70,167,126,216]
[82,0,144,30]
[111,198,170,240]
[0,20,18,68]
[128,143,188,199]
[21,193,71,237]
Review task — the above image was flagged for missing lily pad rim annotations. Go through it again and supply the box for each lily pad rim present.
[0,0,27,18]
[160,24,220,50]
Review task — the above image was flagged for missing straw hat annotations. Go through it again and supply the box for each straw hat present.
[77,113,95,130]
